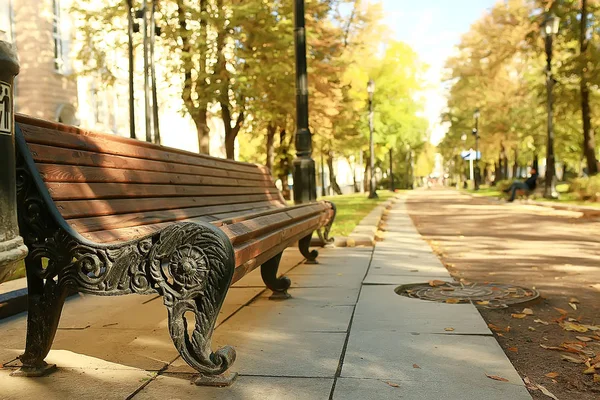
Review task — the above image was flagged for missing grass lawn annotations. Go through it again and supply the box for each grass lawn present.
[322,190,397,237]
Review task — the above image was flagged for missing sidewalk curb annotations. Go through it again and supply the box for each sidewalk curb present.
[344,194,401,247]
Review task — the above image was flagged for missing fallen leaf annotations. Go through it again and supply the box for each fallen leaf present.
[384,381,400,388]
[412,364,420,369]
[508,347,518,353]
[523,308,534,315]
[444,327,455,332]
[569,303,578,311]
[428,280,447,287]
[477,300,490,305]
[486,374,509,382]
[505,325,511,333]
[511,313,527,319]
[523,377,538,391]
[536,384,559,400]
[529,326,536,331]
[594,374,600,383]
[561,321,589,333]
[554,307,569,316]
[583,366,596,375]
[545,372,559,379]
[576,336,593,342]
[535,319,549,325]
[488,323,502,332]
[570,297,580,304]
[561,354,586,364]
[445,298,460,304]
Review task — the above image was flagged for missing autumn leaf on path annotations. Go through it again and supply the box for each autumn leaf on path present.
[522,308,534,315]
[561,354,586,364]
[560,321,589,333]
[444,327,455,332]
[412,364,421,369]
[428,280,447,287]
[569,303,578,311]
[544,372,559,379]
[569,297,580,304]
[583,366,596,375]
[594,374,600,383]
[511,313,527,319]
[486,374,508,382]
[384,381,399,388]
[523,377,538,391]
[554,307,569,316]
[534,319,549,325]
[488,323,502,332]
[508,347,518,353]
[576,336,593,342]
[536,384,559,400]
[445,298,460,304]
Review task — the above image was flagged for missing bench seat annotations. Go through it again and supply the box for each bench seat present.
[12,114,335,384]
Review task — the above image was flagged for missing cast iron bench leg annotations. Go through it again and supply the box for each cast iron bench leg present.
[261,252,291,300]
[299,233,319,264]
[11,257,69,377]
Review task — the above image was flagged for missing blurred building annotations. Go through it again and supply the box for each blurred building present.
[4,0,227,157]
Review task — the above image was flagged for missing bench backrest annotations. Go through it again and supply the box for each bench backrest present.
[15,114,286,240]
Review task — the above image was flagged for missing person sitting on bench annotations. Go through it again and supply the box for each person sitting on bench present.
[503,168,539,202]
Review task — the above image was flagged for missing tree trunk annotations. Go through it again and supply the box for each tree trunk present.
[195,112,210,154]
[266,123,276,172]
[580,0,598,175]
[221,103,244,160]
[327,151,342,195]
[513,148,519,178]
[278,129,291,200]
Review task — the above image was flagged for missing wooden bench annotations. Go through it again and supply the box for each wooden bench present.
[12,114,336,385]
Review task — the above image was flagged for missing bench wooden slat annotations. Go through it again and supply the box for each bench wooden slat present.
[28,144,271,182]
[55,194,285,219]
[233,214,322,267]
[35,164,275,188]
[45,182,281,201]
[66,201,281,233]
[19,122,265,175]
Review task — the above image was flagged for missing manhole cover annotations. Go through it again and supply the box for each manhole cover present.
[395,282,540,308]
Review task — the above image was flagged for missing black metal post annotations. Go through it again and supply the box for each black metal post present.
[150,0,161,145]
[473,111,480,190]
[0,41,28,283]
[292,0,317,204]
[320,149,326,197]
[141,0,152,142]
[126,0,136,139]
[389,148,394,191]
[368,92,378,199]
[544,32,558,198]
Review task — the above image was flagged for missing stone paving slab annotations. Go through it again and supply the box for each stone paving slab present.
[290,270,366,288]
[352,286,491,334]
[341,331,526,387]
[333,377,532,400]
[167,330,346,376]
[219,303,353,333]
[1,351,153,400]
[253,287,361,307]
[367,257,450,278]
[362,274,452,285]
[136,375,334,400]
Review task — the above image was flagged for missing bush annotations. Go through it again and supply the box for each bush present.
[495,179,513,193]
[569,176,600,201]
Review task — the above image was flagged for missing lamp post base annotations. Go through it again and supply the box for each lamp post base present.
[293,157,317,204]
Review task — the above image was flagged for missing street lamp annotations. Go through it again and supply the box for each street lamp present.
[472,108,480,190]
[367,79,378,199]
[292,0,317,204]
[542,12,560,199]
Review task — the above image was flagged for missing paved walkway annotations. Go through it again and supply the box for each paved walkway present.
[0,198,531,399]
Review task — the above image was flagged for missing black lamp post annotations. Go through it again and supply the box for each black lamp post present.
[472,108,480,190]
[389,148,394,192]
[0,41,28,283]
[126,0,136,139]
[367,79,378,199]
[542,12,560,199]
[292,0,317,204]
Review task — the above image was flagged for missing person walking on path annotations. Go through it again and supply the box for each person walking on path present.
[503,168,539,202]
